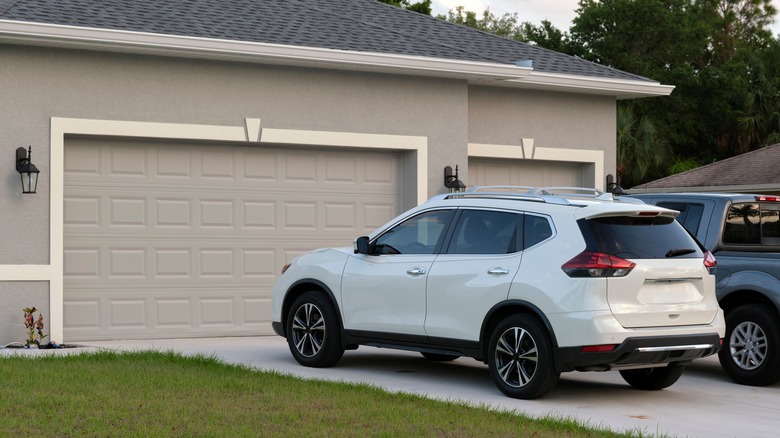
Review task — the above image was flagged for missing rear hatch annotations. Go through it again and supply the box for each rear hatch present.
[578,213,718,328]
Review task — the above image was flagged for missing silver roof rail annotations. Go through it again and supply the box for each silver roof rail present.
[447,187,573,205]
[445,193,570,204]
[452,186,646,205]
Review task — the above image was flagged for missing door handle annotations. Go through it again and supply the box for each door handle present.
[406,267,427,276]
[487,267,510,275]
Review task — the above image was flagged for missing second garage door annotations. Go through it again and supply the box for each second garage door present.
[63,137,403,341]
[469,158,584,188]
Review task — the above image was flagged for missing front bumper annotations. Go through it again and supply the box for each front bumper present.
[555,333,722,372]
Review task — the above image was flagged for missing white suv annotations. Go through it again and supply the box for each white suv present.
[271,187,725,399]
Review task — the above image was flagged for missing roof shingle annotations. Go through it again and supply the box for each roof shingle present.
[632,144,780,190]
[0,0,653,82]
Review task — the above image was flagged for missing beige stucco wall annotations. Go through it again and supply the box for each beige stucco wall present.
[0,44,617,344]
[467,85,617,177]
[0,45,470,265]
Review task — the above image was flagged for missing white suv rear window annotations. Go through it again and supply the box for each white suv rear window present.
[582,216,703,259]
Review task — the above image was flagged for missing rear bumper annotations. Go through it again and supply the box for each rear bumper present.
[555,333,722,372]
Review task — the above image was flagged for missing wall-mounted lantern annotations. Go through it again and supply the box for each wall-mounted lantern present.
[606,174,625,196]
[444,165,466,193]
[16,146,40,194]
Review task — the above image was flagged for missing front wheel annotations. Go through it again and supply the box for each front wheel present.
[718,304,780,386]
[620,364,685,390]
[487,314,559,399]
[286,291,344,367]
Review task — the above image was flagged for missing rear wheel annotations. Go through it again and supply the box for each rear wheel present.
[487,314,559,399]
[286,292,344,367]
[718,304,780,386]
[620,364,685,390]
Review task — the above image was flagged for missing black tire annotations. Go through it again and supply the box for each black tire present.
[718,304,780,386]
[421,352,460,362]
[286,291,344,368]
[487,314,559,399]
[620,364,685,390]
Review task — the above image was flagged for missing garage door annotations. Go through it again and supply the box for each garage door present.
[469,158,583,188]
[63,137,402,341]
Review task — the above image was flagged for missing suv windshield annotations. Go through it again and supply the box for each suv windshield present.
[580,216,703,260]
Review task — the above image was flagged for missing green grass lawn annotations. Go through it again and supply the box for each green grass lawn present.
[0,350,645,437]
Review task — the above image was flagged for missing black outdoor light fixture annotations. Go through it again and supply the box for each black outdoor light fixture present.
[16,146,40,194]
[444,165,466,193]
[606,173,625,196]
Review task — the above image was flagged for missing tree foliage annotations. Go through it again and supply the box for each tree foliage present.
[569,0,778,183]
[438,6,522,38]
[438,0,780,186]
[377,0,432,15]
[616,104,672,187]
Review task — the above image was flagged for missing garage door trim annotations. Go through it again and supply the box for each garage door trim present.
[468,139,604,190]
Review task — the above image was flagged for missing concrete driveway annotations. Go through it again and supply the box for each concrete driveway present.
[78,336,778,438]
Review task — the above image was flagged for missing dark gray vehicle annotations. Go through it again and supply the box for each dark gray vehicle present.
[629,192,780,386]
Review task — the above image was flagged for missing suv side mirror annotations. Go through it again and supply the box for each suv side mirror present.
[354,236,371,254]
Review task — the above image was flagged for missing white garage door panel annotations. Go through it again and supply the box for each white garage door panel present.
[64,138,402,341]
[469,158,583,187]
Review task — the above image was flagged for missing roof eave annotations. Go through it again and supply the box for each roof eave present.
[503,72,674,99]
[0,20,533,80]
[628,183,780,194]
[0,20,673,98]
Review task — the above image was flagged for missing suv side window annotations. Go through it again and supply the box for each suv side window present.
[524,214,553,249]
[373,209,454,255]
[447,210,520,254]
[657,202,705,236]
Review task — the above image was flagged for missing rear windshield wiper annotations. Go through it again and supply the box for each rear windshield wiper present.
[665,248,697,258]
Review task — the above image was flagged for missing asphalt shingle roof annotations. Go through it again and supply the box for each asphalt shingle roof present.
[0,0,653,82]
[633,144,780,189]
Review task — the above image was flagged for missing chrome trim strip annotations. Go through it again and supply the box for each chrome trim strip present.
[637,344,713,352]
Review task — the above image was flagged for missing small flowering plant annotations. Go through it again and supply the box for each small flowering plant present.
[23,307,48,347]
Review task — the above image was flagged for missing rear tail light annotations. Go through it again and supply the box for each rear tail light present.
[755,196,779,202]
[561,251,635,278]
[704,251,717,275]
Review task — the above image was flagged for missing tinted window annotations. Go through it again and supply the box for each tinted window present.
[581,216,702,259]
[373,210,454,255]
[764,209,780,240]
[724,203,780,245]
[524,214,553,249]
[447,210,520,255]
[657,202,704,236]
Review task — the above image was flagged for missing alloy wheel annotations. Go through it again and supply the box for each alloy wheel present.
[291,303,326,357]
[729,321,768,370]
[494,326,539,387]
